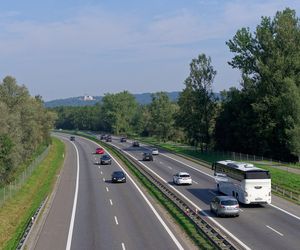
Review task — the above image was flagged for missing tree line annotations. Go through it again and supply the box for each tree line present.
[0,76,56,185]
[53,8,300,162]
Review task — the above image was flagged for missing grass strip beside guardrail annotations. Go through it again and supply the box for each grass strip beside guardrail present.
[136,137,300,203]
[0,137,65,250]
[72,132,215,249]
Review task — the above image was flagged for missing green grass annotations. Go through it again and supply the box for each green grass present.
[136,136,300,198]
[72,132,216,249]
[255,164,300,193]
[0,137,65,250]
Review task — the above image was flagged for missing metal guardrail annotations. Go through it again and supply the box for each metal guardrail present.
[17,197,48,250]
[106,142,242,250]
[272,184,300,204]
[137,140,300,205]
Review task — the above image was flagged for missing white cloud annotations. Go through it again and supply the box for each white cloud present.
[0,1,299,99]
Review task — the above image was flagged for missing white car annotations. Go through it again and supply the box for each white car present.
[173,172,192,185]
[151,148,159,155]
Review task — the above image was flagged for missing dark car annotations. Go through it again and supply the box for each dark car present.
[132,141,140,147]
[111,171,126,183]
[120,137,127,142]
[106,136,112,142]
[100,134,107,140]
[70,136,75,141]
[142,152,153,161]
[100,154,112,165]
[210,196,239,217]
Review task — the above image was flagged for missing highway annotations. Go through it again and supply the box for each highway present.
[33,134,191,250]
[107,136,300,250]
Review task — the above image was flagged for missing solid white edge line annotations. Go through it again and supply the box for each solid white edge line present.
[66,141,80,250]
[146,144,300,221]
[121,242,126,250]
[112,143,251,250]
[266,225,284,236]
[83,137,184,250]
[269,204,300,220]
[114,216,119,225]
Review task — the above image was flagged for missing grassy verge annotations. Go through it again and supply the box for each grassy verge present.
[136,137,300,194]
[72,131,215,249]
[255,164,300,193]
[0,137,65,250]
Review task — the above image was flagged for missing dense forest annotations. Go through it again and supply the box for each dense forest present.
[53,8,300,162]
[0,76,56,185]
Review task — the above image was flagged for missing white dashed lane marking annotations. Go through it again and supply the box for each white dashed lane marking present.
[114,216,119,225]
[266,225,284,236]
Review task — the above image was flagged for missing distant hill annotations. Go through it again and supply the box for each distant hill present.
[45,91,181,108]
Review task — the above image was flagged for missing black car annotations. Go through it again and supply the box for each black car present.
[142,152,153,161]
[111,171,126,183]
[70,136,75,141]
[106,136,112,142]
[120,137,127,142]
[100,134,106,140]
[132,141,140,147]
[100,154,112,165]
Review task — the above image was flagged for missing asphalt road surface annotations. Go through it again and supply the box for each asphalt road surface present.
[107,135,300,250]
[33,134,191,250]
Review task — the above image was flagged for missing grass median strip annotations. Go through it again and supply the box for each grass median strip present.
[0,137,65,250]
[136,137,300,199]
[74,132,215,249]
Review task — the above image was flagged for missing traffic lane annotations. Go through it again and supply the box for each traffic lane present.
[71,140,120,250]
[73,136,186,250]
[127,139,300,218]
[152,152,300,250]
[34,137,76,250]
[103,171,186,250]
[110,140,300,250]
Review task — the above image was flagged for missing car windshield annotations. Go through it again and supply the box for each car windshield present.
[113,171,125,177]
[102,155,110,159]
[179,174,190,178]
[221,200,238,205]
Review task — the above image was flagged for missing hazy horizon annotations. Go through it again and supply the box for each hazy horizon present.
[1,0,299,101]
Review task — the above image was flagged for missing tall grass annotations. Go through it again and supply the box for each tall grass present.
[0,137,65,250]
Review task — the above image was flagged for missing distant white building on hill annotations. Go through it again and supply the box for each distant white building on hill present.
[83,95,94,101]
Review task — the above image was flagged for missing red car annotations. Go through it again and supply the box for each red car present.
[95,147,105,154]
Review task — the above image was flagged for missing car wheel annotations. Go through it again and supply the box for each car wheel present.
[210,205,213,213]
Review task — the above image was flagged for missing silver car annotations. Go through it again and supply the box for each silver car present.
[210,196,239,217]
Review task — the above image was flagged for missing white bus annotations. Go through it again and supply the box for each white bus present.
[212,160,271,204]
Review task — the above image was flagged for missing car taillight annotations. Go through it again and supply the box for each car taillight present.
[220,205,225,208]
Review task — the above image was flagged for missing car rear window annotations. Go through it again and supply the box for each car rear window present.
[221,200,238,205]
[179,174,190,178]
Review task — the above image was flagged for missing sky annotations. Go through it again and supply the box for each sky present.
[0,0,299,101]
